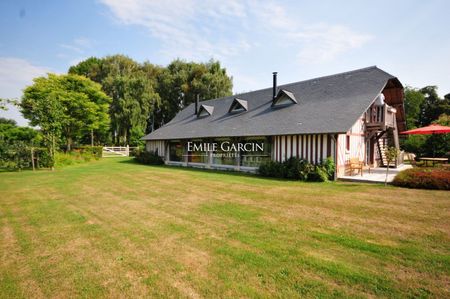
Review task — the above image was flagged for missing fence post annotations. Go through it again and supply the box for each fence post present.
[126,145,129,157]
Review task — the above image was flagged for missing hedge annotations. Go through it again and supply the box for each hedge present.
[392,167,450,190]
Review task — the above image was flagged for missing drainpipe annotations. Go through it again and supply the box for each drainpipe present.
[332,134,338,181]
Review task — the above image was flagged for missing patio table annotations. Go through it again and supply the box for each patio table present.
[419,157,448,166]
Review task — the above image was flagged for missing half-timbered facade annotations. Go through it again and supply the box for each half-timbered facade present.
[142,66,405,178]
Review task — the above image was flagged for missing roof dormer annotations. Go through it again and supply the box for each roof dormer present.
[228,98,248,113]
[272,89,298,107]
[197,104,214,118]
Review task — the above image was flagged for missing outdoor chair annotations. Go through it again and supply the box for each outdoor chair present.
[349,158,364,176]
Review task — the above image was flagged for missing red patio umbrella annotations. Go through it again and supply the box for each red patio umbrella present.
[401,124,450,158]
[400,124,450,135]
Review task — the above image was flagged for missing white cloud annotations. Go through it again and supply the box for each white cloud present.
[99,0,373,64]
[292,24,373,63]
[0,57,51,99]
[59,37,93,53]
[0,57,52,126]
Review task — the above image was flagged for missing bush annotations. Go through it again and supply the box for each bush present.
[308,166,329,182]
[134,150,164,165]
[73,146,103,158]
[258,157,335,182]
[0,141,52,171]
[55,150,100,167]
[392,168,450,190]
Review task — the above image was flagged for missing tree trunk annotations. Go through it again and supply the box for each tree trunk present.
[51,134,55,171]
[31,147,35,171]
[67,136,72,152]
[385,164,389,186]
[91,129,94,147]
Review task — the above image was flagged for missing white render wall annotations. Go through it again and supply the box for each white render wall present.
[336,117,366,176]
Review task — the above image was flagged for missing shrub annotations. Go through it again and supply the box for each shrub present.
[258,157,335,182]
[308,166,329,182]
[55,151,98,167]
[259,160,284,178]
[320,157,336,180]
[392,168,450,190]
[73,146,103,159]
[0,141,52,171]
[134,150,164,165]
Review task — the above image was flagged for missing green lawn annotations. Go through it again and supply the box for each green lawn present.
[0,158,449,298]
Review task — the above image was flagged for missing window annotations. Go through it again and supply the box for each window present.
[169,141,183,161]
[228,98,248,113]
[197,104,214,117]
[272,89,298,107]
[212,138,237,166]
[240,137,271,167]
[346,135,350,152]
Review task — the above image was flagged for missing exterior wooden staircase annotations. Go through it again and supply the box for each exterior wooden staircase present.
[366,103,403,168]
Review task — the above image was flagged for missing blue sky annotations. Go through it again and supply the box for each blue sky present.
[1,0,449,126]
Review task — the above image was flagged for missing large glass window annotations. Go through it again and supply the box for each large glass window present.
[212,138,237,166]
[169,141,183,162]
[187,140,208,164]
[240,137,272,167]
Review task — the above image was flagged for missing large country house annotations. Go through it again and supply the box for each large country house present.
[142,66,406,178]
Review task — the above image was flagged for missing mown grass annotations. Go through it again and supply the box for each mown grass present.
[0,158,449,298]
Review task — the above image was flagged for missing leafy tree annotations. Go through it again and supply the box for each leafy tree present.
[384,146,399,185]
[404,87,424,129]
[69,56,233,143]
[70,55,160,145]
[0,98,18,111]
[0,99,7,110]
[20,74,111,166]
[418,86,450,126]
[68,57,105,83]
[155,59,233,128]
[0,117,17,125]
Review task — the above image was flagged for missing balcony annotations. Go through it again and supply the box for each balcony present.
[366,103,397,131]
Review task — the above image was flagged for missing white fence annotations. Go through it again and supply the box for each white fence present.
[102,146,137,157]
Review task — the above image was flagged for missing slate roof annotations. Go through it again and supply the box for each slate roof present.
[143,66,401,141]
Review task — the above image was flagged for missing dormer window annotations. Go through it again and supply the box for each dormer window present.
[228,98,248,113]
[197,104,214,118]
[272,89,297,107]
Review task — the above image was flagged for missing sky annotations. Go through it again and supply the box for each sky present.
[1,0,449,126]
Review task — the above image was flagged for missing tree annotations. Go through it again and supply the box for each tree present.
[404,87,425,129]
[21,74,111,164]
[69,56,233,144]
[0,99,7,110]
[70,55,160,145]
[384,146,399,186]
[155,59,233,128]
[68,57,105,84]
[418,86,450,126]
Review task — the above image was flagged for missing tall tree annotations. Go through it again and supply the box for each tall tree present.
[68,57,104,83]
[404,87,425,129]
[70,55,160,145]
[418,86,449,126]
[21,74,111,153]
[155,59,233,128]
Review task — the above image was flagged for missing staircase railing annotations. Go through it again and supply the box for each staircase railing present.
[367,104,396,129]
